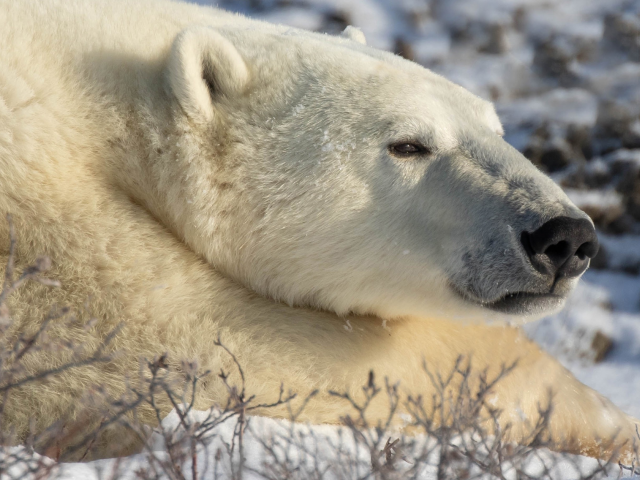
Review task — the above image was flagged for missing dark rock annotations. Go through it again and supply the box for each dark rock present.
[532,38,579,87]
[566,125,593,160]
[602,13,640,61]
[607,150,640,176]
[625,189,640,222]
[394,37,415,61]
[523,142,542,165]
[512,6,527,32]
[595,99,636,139]
[614,165,640,222]
[623,122,640,149]
[533,123,552,141]
[622,261,640,276]
[584,169,612,189]
[488,85,501,101]
[449,20,510,55]
[574,37,598,63]
[560,165,612,190]
[593,138,625,157]
[606,213,636,234]
[590,243,608,269]
[478,24,509,54]
[322,9,351,34]
[539,139,573,172]
[593,98,640,156]
[522,125,552,169]
[581,204,626,233]
[590,330,614,363]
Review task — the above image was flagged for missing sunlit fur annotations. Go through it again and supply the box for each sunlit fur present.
[0,0,637,461]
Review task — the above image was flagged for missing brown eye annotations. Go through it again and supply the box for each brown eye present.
[389,142,430,157]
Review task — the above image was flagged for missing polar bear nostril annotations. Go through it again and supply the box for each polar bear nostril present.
[544,241,571,265]
[521,216,599,279]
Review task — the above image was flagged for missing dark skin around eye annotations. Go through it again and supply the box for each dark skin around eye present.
[389,143,430,156]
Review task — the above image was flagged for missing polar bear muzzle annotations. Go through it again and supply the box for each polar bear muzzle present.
[464,216,599,316]
[520,216,599,278]
[483,216,598,314]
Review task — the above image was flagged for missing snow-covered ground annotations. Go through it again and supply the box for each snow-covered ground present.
[4,0,640,478]
[6,408,639,480]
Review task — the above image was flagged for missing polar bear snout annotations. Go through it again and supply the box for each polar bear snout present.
[520,216,599,279]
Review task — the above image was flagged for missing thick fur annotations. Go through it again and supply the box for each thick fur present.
[0,0,638,461]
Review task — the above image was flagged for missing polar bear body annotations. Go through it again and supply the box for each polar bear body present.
[0,0,637,461]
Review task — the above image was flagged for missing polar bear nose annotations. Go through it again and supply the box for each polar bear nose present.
[520,216,599,278]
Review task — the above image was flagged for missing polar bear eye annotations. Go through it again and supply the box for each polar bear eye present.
[389,142,430,157]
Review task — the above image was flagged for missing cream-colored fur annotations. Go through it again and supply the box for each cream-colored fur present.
[0,0,637,461]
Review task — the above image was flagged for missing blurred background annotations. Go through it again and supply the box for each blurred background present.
[193,0,640,414]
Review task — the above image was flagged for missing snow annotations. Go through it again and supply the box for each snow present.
[6,408,640,480]
[498,89,599,131]
[256,7,324,32]
[564,189,624,212]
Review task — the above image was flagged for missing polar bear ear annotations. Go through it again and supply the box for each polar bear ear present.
[340,26,366,45]
[166,27,249,123]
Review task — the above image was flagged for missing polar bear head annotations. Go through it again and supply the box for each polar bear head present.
[155,23,598,322]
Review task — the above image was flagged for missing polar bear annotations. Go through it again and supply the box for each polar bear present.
[0,0,637,462]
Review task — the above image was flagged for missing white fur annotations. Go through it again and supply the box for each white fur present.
[341,25,367,45]
[167,26,249,122]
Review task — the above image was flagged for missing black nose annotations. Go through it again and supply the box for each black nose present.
[521,216,599,278]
